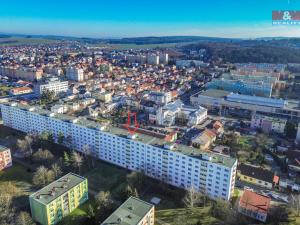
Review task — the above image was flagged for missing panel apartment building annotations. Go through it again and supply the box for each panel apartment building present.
[29,173,88,225]
[101,197,155,225]
[1,102,237,200]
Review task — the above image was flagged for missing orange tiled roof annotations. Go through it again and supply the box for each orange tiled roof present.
[239,190,271,214]
[11,86,32,93]
[203,129,216,139]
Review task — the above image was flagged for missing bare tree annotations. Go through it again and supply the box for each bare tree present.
[24,135,33,155]
[0,182,21,224]
[82,145,95,169]
[33,166,55,187]
[33,148,54,163]
[183,186,201,208]
[51,163,62,179]
[95,191,113,210]
[71,151,84,174]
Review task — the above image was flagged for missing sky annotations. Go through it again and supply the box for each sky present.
[1,0,300,38]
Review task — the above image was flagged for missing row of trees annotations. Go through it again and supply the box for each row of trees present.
[32,164,62,188]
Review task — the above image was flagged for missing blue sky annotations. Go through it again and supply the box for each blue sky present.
[1,0,300,38]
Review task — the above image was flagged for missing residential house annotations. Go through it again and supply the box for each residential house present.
[237,164,278,189]
[191,129,216,150]
[238,189,271,222]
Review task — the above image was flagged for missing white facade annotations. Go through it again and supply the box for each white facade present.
[148,91,172,105]
[251,114,287,134]
[147,55,159,65]
[156,100,207,127]
[159,53,169,65]
[34,78,68,96]
[0,103,237,201]
[51,104,68,114]
[66,67,84,82]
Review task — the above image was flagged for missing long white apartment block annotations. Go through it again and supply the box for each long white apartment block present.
[0,102,237,201]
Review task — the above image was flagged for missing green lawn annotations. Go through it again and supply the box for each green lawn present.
[59,200,92,225]
[0,37,59,46]
[0,163,34,211]
[88,43,180,50]
[0,162,33,183]
[155,207,219,225]
[142,191,184,210]
[83,161,128,194]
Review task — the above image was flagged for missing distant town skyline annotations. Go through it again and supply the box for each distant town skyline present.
[1,0,300,38]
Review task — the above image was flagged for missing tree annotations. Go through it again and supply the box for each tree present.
[33,148,54,163]
[86,204,96,223]
[82,145,95,169]
[17,135,33,157]
[63,151,71,167]
[126,172,145,190]
[269,205,290,225]
[40,131,54,143]
[0,182,21,224]
[40,89,55,105]
[126,185,134,198]
[95,191,113,210]
[15,212,35,225]
[51,163,62,179]
[33,166,55,187]
[24,135,34,156]
[285,122,297,139]
[71,151,84,174]
[17,139,28,156]
[133,188,139,198]
[210,199,231,220]
[183,186,201,208]
[57,132,65,145]
[95,191,114,222]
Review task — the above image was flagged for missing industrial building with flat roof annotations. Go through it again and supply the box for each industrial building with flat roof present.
[191,90,300,122]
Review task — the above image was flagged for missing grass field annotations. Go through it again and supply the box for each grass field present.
[59,200,93,225]
[155,207,219,225]
[0,163,34,211]
[83,161,128,194]
[87,41,195,50]
[0,37,60,46]
[0,162,33,183]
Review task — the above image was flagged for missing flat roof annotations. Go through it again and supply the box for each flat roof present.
[101,197,154,225]
[227,93,285,108]
[201,89,230,98]
[30,173,86,205]
[1,102,237,168]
